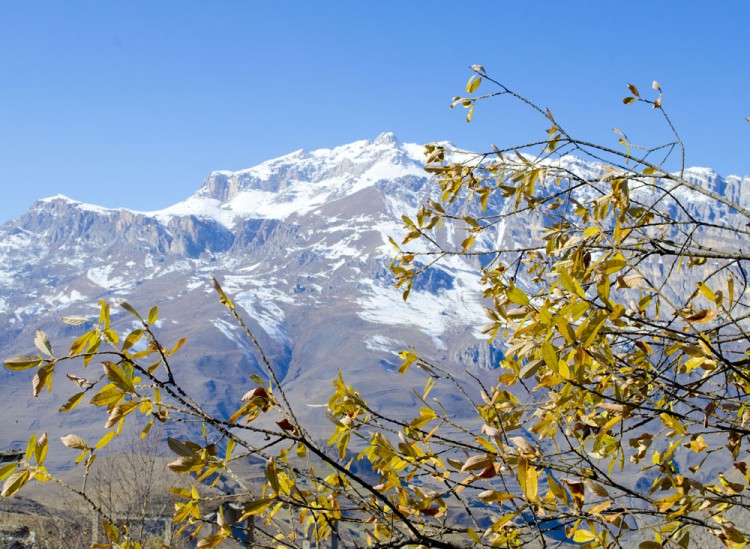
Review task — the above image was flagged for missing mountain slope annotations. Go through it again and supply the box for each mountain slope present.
[0,133,495,460]
[1,133,747,464]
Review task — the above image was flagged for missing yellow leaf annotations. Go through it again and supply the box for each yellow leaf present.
[507,285,530,306]
[558,360,571,379]
[572,529,596,543]
[683,356,705,372]
[660,413,686,435]
[1,470,30,497]
[686,435,707,453]
[583,226,600,238]
[558,269,586,298]
[600,254,627,274]
[466,75,482,94]
[95,431,116,450]
[4,355,42,371]
[547,473,567,503]
[541,342,557,371]
[102,362,135,394]
[526,464,539,502]
[59,392,85,413]
[147,306,159,325]
[697,282,717,303]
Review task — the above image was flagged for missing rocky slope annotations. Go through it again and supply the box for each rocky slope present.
[0,133,497,461]
[0,133,746,465]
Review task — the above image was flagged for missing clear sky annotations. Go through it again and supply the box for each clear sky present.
[1,2,748,223]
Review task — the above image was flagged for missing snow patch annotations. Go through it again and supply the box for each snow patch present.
[46,290,86,310]
[365,335,404,354]
[357,269,486,346]
[87,265,130,291]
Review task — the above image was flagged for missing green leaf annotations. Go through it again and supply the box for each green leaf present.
[25,435,36,462]
[557,269,586,298]
[622,96,636,105]
[478,490,514,503]
[600,253,627,275]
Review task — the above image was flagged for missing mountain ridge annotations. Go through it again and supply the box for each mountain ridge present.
[1,133,747,464]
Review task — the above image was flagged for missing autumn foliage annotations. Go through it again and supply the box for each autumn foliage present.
[5,68,750,548]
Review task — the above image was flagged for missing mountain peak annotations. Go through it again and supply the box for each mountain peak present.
[374,132,398,145]
[35,194,117,217]
[163,134,427,226]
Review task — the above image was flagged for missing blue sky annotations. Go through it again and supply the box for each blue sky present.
[1,2,748,223]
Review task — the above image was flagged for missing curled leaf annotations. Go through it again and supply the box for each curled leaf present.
[60,434,88,450]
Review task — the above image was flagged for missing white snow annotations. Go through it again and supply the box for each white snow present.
[357,266,487,347]
[39,194,117,215]
[46,290,86,310]
[142,133,428,229]
[87,265,130,291]
[365,334,404,354]
[217,274,294,343]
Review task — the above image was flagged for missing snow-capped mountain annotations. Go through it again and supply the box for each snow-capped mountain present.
[1,132,747,463]
[0,133,497,459]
